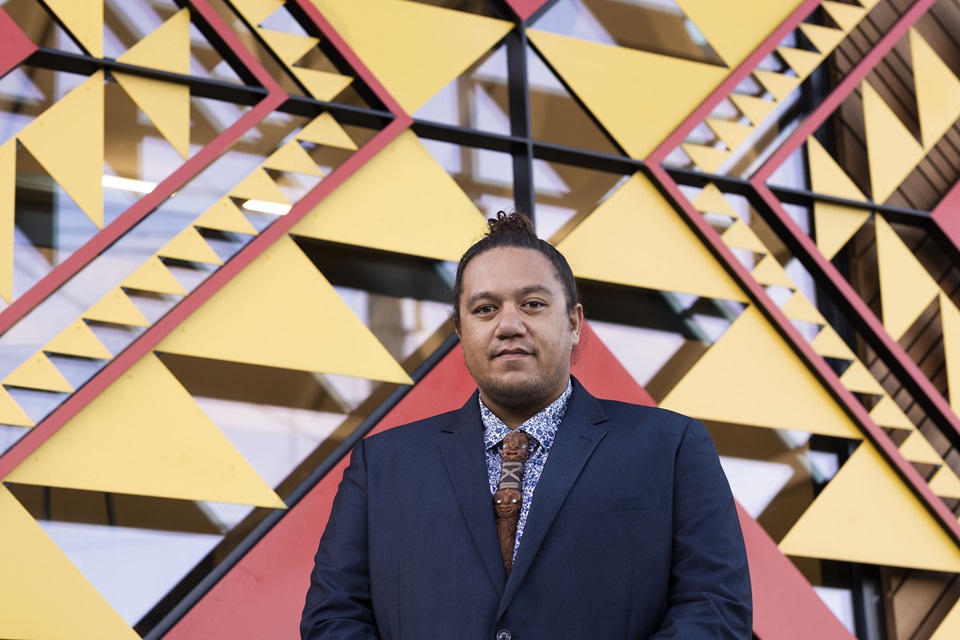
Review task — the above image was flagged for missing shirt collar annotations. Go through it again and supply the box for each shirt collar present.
[480,379,573,453]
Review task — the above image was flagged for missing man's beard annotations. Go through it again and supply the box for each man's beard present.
[473,367,565,414]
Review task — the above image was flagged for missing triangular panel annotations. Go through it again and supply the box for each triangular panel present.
[863,81,924,203]
[122,256,188,295]
[910,30,960,151]
[3,350,73,393]
[45,319,113,360]
[875,216,939,340]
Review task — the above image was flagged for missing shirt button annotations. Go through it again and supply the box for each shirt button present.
[496,631,512,640]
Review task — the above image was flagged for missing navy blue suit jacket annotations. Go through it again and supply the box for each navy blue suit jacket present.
[301,380,751,639]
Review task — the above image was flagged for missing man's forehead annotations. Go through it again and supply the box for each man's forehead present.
[461,247,561,290]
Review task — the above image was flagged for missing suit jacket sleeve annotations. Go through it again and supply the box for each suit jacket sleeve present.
[301,441,381,640]
[650,418,752,639]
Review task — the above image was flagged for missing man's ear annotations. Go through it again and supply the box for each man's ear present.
[570,304,584,344]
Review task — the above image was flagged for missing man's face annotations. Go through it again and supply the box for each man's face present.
[456,247,583,418]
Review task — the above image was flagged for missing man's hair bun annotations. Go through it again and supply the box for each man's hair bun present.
[487,210,536,237]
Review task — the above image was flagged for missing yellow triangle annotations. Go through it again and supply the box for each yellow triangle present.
[781,291,824,325]
[682,143,730,172]
[6,354,285,508]
[858,0,883,10]
[258,28,318,66]
[807,137,865,201]
[752,254,795,288]
[779,443,960,572]
[298,112,358,150]
[692,183,739,219]
[777,46,824,80]
[314,0,512,113]
[875,216,939,340]
[814,201,870,260]
[929,466,960,500]
[899,431,943,465]
[528,29,728,159]
[293,130,486,262]
[0,140,13,303]
[706,117,754,150]
[0,387,34,427]
[941,293,960,413]
[117,8,189,75]
[721,220,767,253]
[556,173,747,302]
[811,325,855,360]
[45,319,113,361]
[122,256,188,295]
[290,67,354,102]
[822,0,866,32]
[114,76,190,159]
[84,287,151,327]
[263,139,325,177]
[863,81,925,203]
[839,359,884,395]
[730,93,777,126]
[754,70,801,102]
[799,23,846,56]
[3,351,74,393]
[194,197,258,235]
[870,394,915,431]
[230,0,285,25]
[18,72,104,228]
[0,486,140,640]
[229,168,289,204]
[158,226,223,266]
[157,236,412,384]
[44,0,103,57]
[931,586,960,639]
[909,30,960,150]
[675,0,806,67]
[662,306,863,438]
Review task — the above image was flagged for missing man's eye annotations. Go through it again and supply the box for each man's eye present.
[475,305,495,314]
[525,301,545,308]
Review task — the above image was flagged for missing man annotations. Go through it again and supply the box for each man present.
[301,212,751,639]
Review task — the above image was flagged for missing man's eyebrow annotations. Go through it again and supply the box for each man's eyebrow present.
[465,285,556,307]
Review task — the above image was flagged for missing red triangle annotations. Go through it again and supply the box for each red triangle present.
[0,8,37,79]
[572,323,655,406]
[504,0,552,21]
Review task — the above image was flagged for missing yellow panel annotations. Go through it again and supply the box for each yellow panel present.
[556,174,747,302]
[3,351,73,393]
[675,0,804,67]
[45,319,113,361]
[230,0,285,25]
[0,140,13,303]
[682,143,730,173]
[777,46,823,80]
[941,293,960,413]
[258,28,318,66]
[263,139,325,177]
[661,306,863,438]
[528,29,728,159]
[194,197,259,235]
[781,291,824,325]
[822,1,866,32]
[909,30,960,150]
[838,359,884,395]
[870,394,915,431]
[314,0,512,113]
[293,130,486,262]
[799,23,846,56]
[44,0,103,57]
[0,387,33,427]
[706,117,754,150]
[752,254,795,288]
[931,598,960,640]
[863,81,925,203]
[692,183,739,219]
[291,67,354,102]
[158,226,223,266]
[0,486,139,640]
[899,431,943,466]
[6,354,285,508]
[929,467,960,500]
[779,443,960,572]
[721,220,766,253]
[122,256,188,295]
[117,8,189,75]
[84,287,151,328]
[157,236,412,384]
[875,216,939,340]
[754,70,800,102]
[811,325,855,360]
[730,93,777,126]
[18,72,104,229]
[808,137,866,201]
[298,112,358,150]
[114,76,190,160]
[814,202,870,260]
[229,168,289,204]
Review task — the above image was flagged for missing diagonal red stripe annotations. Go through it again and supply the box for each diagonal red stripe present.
[0,7,36,79]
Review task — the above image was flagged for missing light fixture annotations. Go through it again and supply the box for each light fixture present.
[241,200,291,215]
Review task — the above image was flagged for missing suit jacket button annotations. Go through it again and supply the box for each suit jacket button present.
[496,631,511,640]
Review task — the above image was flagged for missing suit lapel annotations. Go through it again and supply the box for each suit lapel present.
[438,395,507,596]
[498,383,608,616]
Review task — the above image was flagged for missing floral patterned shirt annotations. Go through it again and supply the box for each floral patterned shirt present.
[480,380,573,561]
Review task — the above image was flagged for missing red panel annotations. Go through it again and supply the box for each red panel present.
[503,0,551,22]
[0,8,36,78]
[932,178,960,253]
[572,322,655,406]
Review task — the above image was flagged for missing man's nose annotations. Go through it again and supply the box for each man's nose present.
[495,305,526,337]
